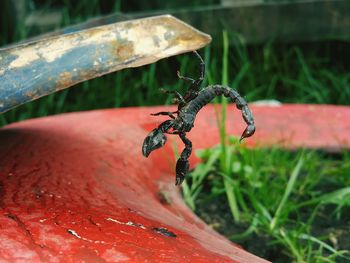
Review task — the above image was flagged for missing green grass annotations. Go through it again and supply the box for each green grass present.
[183,140,350,262]
[181,31,350,263]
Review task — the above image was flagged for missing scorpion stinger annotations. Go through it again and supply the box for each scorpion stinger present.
[142,51,256,185]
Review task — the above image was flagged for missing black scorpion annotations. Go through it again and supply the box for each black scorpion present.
[142,51,255,185]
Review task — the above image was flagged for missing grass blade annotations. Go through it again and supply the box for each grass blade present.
[270,156,304,230]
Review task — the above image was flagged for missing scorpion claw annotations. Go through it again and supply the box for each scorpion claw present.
[142,128,167,157]
[175,158,189,185]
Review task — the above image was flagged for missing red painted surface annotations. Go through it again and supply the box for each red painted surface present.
[0,104,349,262]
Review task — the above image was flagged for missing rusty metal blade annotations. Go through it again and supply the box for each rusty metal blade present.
[0,15,211,113]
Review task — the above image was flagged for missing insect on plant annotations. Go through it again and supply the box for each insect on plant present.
[142,51,256,185]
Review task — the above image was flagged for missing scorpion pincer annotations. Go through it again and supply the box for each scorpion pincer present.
[142,51,255,185]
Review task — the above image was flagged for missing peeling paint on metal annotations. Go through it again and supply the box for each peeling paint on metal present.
[0,15,211,113]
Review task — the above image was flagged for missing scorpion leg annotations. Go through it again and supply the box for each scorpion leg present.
[177,70,195,83]
[175,132,192,185]
[193,50,205,84]
[181,51,205,103]
[150,111,178,119]
[178,51,204,86]
[159,88,186,105]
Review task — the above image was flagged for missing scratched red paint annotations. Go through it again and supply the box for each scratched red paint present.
[0,104,349,262]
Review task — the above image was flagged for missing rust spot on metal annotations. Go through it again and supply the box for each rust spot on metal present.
[115,42,135,62]
[25,91,36,99]
[57,71,73,88]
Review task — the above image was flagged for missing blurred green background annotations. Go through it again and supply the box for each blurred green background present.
[1,0,350,127]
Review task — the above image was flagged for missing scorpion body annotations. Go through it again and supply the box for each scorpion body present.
[142,51,255,185]
[180,85,254,132]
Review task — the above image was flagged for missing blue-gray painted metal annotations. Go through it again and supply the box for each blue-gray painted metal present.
[0,15,211,113]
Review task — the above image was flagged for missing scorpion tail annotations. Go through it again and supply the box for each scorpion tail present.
[239,123,256,142]
[225,87,256,141]
[239,104,256,141]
